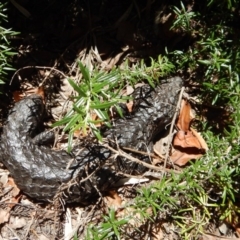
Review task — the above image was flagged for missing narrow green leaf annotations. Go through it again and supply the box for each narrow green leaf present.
[198,59,212,65]
[72,103,85,115]
[51,116,73,127]
[94,109,109,121]
[67,132,74,152]
[68,79,87,97]
[63,114,81,132]
[114,104,123,118]
[78,61,90,82]
[90,101,117,109]
[93,129,102,141]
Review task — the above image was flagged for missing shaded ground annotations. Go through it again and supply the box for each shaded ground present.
[6,0,191,83]
[1,0,194,113]
[1,0,188,116]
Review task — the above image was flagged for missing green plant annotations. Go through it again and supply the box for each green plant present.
[171,1,199,33]
[129,77,240,237]
[86,209,129,240]
[52,62,128,149]
[121,55,175,87]
[207,0,238,9]
[169,13,240,105]
[52,1,240,238]
[53,57,175,150]
[0,2,18,84]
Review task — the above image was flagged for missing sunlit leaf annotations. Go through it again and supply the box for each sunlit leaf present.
[68,79,87,97]
[78,61,90,83]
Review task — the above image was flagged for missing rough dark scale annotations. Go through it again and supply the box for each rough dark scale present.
[103,77,183,172]
[0,77,182,203]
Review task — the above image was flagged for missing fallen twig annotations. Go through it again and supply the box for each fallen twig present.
[10,66,68,85]
[104,144,180,174]
[163,86,185,171]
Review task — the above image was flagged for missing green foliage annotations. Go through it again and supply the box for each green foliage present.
[51,1,240,238]
[171,1,199,33]
[86,209,129,240]
[0,2,18,84]
[207,0,238,9]
[133,2,240,236]
[121,55,175,88]
[53,56,174,150]
[132,137,240,238]
[154,2,240,237]
[85,1,240,238]
[169,3,240,106]
[52,62,128,149]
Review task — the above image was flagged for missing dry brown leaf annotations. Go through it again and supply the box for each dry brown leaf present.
[151,157,163,165]
[9,216,26,229]
[0,209,10,224]
[104,190,122,209]
[13,86,45,103]
[61,78,73,97]
[173,130,202,149]
[6,178,20,198]
[13,91,24,102]
[201,233,239,240]
[64,208,73,240]
[170,99,208,166]
[151,221,165,240]
[225,214,240,235]
[116,83,146,113]
[38,234,51,240]
[3,178,21,208]
[73,113,102,138]
[35,86,45,99]
[126,101,134,112]
[177,100,192,132]
[126,85,134,95]
[191,127,209,151]
[26,86,45,100]
[0,172,8,186]
[170,148,203,166]
[103,51,126,71]
[73,127,91,138]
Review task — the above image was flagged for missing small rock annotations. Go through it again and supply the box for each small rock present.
[218,222,229,235]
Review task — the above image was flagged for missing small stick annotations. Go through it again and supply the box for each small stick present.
[10,66,68,85]
[104,144,180,174]
[163,86,185,171]
[122,146,157,158]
